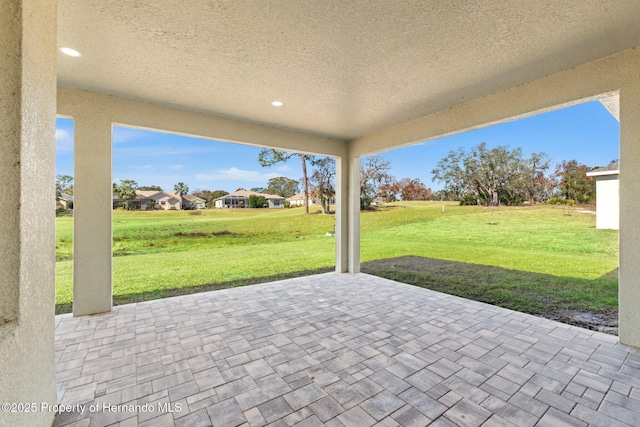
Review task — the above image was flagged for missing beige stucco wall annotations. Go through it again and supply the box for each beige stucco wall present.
[334,154,361,274]
[73,117,113,316]
[57,88,348,159]
[594,176,620,230]
[0,0,58,425]
[619,84,640,347]
[350,48,638,156]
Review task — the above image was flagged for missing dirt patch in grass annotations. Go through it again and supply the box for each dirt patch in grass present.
[173,230,235,237]
[362,255,618,335]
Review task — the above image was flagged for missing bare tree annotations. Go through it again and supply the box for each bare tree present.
[309,157,336,214]
[360,155,394,209]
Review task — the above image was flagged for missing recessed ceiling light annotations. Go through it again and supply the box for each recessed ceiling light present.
[271,101,284,107]
[59,47,81,57]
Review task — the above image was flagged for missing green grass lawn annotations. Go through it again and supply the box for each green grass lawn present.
[56,203,618,322]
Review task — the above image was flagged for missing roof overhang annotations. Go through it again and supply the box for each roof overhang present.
[57,1,640,142]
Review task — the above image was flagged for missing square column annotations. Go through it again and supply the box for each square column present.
[0,0,58,425]
[618,86,640,347]
[73,117,113,315]
[335,155,361,273]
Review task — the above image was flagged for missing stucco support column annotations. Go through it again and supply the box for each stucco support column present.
[335,154,361,273]
[73,116,113,316]
[335,156,349,272]
[348,156,361,273]
[0,0,58,425]
[618,86,640,347]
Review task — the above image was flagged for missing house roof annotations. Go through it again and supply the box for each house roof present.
[56,2,640,140]
[135,190,164,198]
[57,194,74,201]
[586,162,620,177]
[183,195,205,202]
[286,193,307,201]
[214,189,285,202]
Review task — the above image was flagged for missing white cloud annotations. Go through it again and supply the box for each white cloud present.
[56,129,70,142]
[55,128,74,152]
[128,165,153,170]
[168,164,184,171]
[276,165,292,172]
[195,167,280,182]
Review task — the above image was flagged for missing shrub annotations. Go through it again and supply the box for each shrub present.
[546,197,576,206]
[249,195,267,208]
[459,194,478,206]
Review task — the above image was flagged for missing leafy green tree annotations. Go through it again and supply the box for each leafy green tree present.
[138,185,163,191]
[114,179,138,209]
[248,194,266,208]
[259,149,314,214]
[56,175,74,197]
[250,187,266,193]
[174,182,189,209]
[432,142,549,206]
[266,176,300,198]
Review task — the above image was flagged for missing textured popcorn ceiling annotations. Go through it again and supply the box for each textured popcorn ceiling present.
[57,0,640,139]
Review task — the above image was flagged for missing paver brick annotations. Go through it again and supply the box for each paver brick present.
[256,396,293,423]
[53,273,640,427]
[537,407,587,427]
[360,391,405,421]
[443,398,492,426]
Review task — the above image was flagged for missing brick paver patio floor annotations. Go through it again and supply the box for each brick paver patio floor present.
[54,273,640,426]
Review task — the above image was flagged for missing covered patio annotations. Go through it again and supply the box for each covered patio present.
[4,1,640,426]
[54,274,640,426]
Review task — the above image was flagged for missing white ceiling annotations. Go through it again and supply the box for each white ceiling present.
[57,1,640,140]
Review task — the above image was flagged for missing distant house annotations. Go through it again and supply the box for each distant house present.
[214,189,285,208]
[113,190,182,210]
[56,194,73,210]
[182,194,206,209]
[286,193,314,207]
[586,163,619,230]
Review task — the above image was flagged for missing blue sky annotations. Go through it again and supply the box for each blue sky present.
[55,100,619,193]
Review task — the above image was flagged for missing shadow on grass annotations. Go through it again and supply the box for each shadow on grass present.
[362,256,618,334]
[55,266,334,315]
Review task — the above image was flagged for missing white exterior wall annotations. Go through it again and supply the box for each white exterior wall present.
[595,176,620,230]
[267,199,285,208]
[0,0,58,425]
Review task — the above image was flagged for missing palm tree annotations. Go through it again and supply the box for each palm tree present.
[174,182,189,210]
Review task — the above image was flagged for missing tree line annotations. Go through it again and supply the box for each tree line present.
[57,141,605,212]
[256,149,433,212]
[432,142,607,206]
